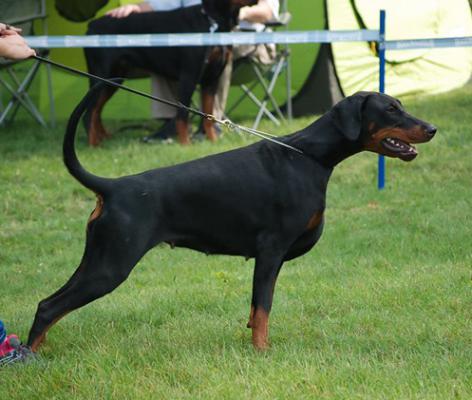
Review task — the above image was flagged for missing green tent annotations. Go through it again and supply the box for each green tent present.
[31,0,323,121]
[18,0,472,122]
[292,0,472,116]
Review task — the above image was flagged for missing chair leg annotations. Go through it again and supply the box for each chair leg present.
[0,62,47,127]
[7,66,46,126]
[46,62,56,128]
[227,79,260,116]
[241,84,280,125]
[253,60,286,129]
[284,47,293,122]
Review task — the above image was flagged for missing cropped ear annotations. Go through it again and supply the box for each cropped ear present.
[331,92,370,141]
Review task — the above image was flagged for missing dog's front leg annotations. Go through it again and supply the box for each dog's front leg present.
[248,249,285,350]
[176,74,199,145]
[201,90,218,142]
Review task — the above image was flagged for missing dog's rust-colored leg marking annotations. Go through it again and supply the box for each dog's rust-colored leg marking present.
[176,119,191,145]
[251,308,269,350]
[30,312,70,352]
[201,91,218,142]
[88,91,115,147]
[88,195,104,224]
[306,211,324,231]
[88,106,103,147]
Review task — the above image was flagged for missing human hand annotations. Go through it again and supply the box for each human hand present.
[0,30,36,60]
[106,4,141,18]
[0,23,22,34]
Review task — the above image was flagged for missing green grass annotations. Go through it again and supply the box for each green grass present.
[1,86,471,399]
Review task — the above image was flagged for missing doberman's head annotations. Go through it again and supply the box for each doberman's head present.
[331,91,436,162]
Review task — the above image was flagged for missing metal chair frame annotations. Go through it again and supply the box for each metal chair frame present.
[0,0,55,127]
[227,0,292,129]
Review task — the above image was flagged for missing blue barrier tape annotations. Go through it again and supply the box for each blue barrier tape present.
[24,30,380,48]
[386,36,472,50]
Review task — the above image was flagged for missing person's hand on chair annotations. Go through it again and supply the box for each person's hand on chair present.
[106,4,143,18]
[0,25,36,60]
[0,23,22,34]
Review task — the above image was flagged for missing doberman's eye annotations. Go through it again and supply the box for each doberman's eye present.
[387,104,397,112]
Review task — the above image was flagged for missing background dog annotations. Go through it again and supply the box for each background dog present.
[84,0,257,146]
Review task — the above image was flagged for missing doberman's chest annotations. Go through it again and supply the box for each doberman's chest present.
[284,210,325,260]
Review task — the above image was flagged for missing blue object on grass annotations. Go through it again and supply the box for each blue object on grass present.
[0,320,6,343]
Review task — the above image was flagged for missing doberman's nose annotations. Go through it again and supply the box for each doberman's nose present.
[425,124,437,137]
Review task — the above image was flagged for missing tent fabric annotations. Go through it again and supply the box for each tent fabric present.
[55,0,109,22]
[328,0,472,98]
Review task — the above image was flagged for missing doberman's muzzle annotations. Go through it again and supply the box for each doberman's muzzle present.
[365,111,436,162]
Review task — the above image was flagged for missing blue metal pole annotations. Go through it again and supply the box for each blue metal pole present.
[378,10,386,190]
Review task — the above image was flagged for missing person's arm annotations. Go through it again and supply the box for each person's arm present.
[239,0,275,23]
[0,27,36,60]
[105,2,153,19]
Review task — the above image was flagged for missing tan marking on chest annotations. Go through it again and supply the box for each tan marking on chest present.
[306,211,324,231]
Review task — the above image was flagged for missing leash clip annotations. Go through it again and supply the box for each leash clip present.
[221,119,238,132]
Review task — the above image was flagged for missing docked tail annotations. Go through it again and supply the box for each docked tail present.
[63,81,117,194]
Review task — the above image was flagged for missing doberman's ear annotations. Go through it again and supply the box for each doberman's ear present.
[331,92,370,141]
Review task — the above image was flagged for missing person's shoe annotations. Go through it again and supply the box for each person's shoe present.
[0,338,35,367]
[141,118,177,144]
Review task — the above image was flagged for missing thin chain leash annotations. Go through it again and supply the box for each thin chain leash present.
[32,55,304,155]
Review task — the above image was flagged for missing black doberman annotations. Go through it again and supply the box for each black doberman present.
[84,0,257,147]
[27,88,436,352]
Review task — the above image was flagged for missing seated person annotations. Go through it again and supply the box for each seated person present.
[103,0,276,143]
[214,0,280,129]
[103,0,203,143]
[140,0,280,142]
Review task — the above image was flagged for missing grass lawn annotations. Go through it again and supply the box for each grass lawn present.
[0,86,471,399]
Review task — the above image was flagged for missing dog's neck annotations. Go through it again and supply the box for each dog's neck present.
[286,112,363,169]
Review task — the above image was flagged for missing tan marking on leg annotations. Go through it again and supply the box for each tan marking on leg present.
[176,119,190,145]
[251,307,269,350]
[88,91,115,146]
[88,106,103,147]
[201,91,218,142]
[30,312,70,352]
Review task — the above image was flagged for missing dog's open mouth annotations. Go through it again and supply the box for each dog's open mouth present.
[381,137,418,161]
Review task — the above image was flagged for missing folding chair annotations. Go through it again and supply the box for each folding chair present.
[226,0,292,129]
[0,0,54,127]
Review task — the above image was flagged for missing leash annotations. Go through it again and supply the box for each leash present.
[32,55,304,155]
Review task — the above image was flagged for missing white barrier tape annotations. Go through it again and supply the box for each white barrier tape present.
[386,36,472,50]
[24,30,380,48]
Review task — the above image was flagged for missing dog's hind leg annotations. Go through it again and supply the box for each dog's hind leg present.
[88,86,119,146]
[27,214,151,352]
